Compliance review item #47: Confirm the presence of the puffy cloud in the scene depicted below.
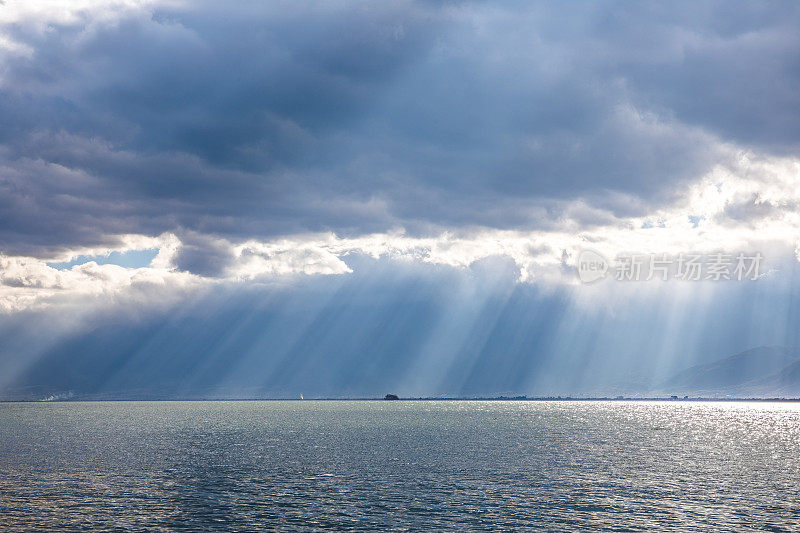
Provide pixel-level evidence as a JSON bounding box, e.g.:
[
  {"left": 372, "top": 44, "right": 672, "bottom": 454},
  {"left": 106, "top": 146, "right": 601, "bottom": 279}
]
[
  {"left": 0, "top": 254, "right": 200, "bottom": 312},
  {"left": 1, "top": 149, "right": 798, "bottom": 312}
]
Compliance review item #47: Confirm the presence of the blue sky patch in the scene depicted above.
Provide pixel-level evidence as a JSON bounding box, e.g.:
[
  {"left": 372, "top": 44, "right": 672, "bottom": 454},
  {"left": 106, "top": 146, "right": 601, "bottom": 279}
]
[{"left": 47, "top": 249, "right": 159, "bottom": 270}]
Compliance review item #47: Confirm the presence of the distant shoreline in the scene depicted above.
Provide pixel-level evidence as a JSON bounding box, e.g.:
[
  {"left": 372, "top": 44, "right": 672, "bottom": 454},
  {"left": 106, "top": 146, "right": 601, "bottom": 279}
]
[{"left": 3, "top": 396, "right": 800, "bottom": 403}]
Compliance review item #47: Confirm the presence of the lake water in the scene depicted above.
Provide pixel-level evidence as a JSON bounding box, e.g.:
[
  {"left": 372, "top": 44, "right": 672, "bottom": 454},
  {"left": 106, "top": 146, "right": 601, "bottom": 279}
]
[{"left": 1, "top": 401, "right": 799, "bottom": 531}]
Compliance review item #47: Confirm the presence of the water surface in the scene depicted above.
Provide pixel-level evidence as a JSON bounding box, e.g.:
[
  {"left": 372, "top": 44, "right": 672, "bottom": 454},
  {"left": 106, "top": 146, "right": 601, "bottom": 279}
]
[{"left": 1, "top": 401, "right": 798, "bottom": 531}]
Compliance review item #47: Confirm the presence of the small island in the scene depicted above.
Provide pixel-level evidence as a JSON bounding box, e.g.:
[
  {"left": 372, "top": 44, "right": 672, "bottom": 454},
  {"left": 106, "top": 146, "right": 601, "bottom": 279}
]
[{"left": 384, "top": 394, "right": 399, "bottom": 400}]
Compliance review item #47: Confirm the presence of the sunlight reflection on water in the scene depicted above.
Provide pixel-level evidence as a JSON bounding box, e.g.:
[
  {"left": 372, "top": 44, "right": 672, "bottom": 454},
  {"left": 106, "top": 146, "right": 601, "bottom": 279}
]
[{"left": 0, "top": 401, "right": 799, "bottom": 531}]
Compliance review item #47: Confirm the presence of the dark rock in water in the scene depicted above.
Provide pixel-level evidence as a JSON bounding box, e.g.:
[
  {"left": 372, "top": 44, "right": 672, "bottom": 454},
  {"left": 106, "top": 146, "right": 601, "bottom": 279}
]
[{"left": 384, "top": 394, "right": 399, "bottom": 400}]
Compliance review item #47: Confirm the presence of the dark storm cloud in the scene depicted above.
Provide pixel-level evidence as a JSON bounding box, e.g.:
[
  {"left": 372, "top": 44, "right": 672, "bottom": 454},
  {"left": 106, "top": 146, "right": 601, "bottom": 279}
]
[
  {"left": 170, "top": 231, "right": 235, "bottom": 277},
  {"left": 0, "top": 0, "right": 798, "bottom": 258}
]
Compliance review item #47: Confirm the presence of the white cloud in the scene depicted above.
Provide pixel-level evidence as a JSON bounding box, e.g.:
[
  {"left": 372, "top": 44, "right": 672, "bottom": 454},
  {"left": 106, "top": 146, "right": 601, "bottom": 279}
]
[
  {"left": 230, "top": 239, "right": 353, "bottom": 279},
  {"left": 1, "top": 151, "right": 798, "bottom": 311},
  {"left": 0, "top": 250, "right": 199, "bottom": 312},
  {"left": 0, "top": 0, "right": 157, "bottom": 66},
  {"left": 0, "top": 0, "right": 167, "bottom": 29}
]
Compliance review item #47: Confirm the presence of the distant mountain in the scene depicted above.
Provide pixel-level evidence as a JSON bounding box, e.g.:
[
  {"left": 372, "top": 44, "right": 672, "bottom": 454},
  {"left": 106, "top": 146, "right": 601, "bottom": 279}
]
[
  {"left": 747, "top": 359, "right": 800, "bottom": 396},
  {"left": 664, "top": 346, "right": 800, "bottom": 396}
]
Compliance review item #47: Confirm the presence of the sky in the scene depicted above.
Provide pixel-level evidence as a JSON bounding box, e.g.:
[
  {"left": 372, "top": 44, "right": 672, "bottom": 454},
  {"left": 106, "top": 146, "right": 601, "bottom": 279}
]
[{"left": 1, "top": 0, "right": 799, "bottom": 399}]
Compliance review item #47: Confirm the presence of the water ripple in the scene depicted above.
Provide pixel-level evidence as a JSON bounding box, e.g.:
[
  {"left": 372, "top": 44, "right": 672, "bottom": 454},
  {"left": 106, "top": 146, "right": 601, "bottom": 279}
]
[{"left": 1, "top": 401, "right": 799, "bottom": 531}]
